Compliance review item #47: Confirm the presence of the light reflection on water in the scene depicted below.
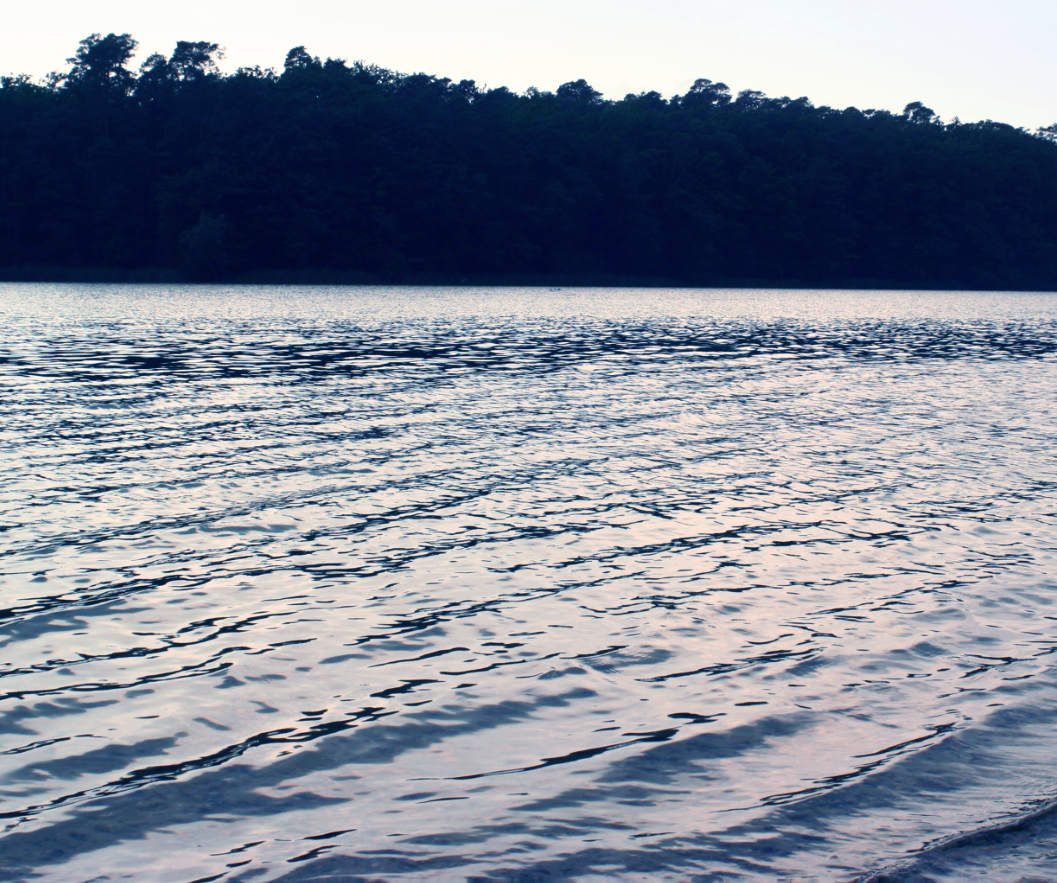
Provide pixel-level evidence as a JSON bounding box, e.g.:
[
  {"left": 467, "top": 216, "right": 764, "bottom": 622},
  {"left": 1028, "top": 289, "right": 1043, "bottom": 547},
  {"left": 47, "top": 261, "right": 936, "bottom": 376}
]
[{"left": 1, "top": 284, "right": 1057, "bottom": 881}]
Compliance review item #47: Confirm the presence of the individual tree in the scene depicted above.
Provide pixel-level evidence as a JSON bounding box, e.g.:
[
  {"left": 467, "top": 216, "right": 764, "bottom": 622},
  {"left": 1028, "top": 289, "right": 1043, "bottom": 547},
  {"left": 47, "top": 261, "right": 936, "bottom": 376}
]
[
  {"left": 735, "top": 89, "right": 767, "bottom": 108},
  {"left": 556, "top": 79, "right": 604, "bottom": 104},
  {"left": 903, "top": 101, "right": 939, "bottom": 124},
  {"left": 169, "top": 41, "right": 223, "bottom": 81},
  {"left": 179, "top": 212, "right": 231, "bottom": 279},
  {"left": 448, "top": 79, "right": 479, "bottom": 103},
  {"left": 284, "top": 46, "right": 318, "bottom": 71},
  {"left": 135, "top": 52, "right": 174, "bottom": 104},
  {"left": 62, "top": 33, "right": 138, "bottom": 138},
  {"left": 680, "top": 78, "right": 732, "bottom": 108},
  {"left": 64, "top": 33, "right": 138, "bottom": 100}
]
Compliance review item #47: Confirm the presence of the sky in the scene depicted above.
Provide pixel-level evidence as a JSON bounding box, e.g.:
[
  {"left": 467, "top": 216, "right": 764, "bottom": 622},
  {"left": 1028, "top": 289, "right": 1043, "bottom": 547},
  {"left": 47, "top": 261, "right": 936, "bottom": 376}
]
[{"left": 4, "top": 0, "right": 1056, "bottom": 130}]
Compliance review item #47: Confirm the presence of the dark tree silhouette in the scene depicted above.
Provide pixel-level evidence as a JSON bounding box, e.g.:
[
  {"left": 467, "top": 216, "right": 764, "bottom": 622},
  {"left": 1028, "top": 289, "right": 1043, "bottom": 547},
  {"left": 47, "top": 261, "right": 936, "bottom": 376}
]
[
  {"left": 1, "top": 34, "right": 1056, "bottom": 289},
  {"left": 556, "top": 79, "right": 604, "bottom": 104},
  {"left": 903, "top": 101, "right": 940, "bottom": 125},
  {"left": 680, "top": 78, "right": 732, "bottom": 109},
  {"left": 64, "top": 33, "right": 138, "bottom": 99},
  {"left": 169, "top": 41, "right": 223, "bottom": 81},
  {"left": 284, "top": 46, "right": 317, "bottom": 71}
]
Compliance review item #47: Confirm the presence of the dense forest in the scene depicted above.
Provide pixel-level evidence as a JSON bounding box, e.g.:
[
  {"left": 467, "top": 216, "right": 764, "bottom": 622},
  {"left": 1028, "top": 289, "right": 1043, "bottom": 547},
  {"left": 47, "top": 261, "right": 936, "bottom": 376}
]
[{"left": 2, "top": 33, "right": 1057, "bottom": 288}]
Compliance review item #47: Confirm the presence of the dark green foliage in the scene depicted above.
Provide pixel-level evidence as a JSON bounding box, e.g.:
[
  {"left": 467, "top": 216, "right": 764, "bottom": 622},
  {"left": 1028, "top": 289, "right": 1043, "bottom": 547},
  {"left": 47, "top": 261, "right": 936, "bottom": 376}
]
[
  {"left": 2, "top": 34, "right": 1057, "bottom": 288},
  {"left": 64, "top": 33, "right": 138, "bottom": 100}
]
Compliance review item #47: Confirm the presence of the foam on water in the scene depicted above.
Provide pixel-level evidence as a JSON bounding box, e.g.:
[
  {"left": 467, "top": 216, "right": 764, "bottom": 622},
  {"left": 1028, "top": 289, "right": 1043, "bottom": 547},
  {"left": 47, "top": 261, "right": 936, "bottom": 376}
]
[{"left": 1, "top": 284, "right": 1057, "bottom": 881}]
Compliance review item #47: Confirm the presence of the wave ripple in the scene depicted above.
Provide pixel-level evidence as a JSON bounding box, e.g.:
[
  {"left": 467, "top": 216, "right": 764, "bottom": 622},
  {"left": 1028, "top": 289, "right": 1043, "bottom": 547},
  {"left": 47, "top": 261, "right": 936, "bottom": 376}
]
[{"left": 2, "top": 285, "right": 1057, "bottom": 881}]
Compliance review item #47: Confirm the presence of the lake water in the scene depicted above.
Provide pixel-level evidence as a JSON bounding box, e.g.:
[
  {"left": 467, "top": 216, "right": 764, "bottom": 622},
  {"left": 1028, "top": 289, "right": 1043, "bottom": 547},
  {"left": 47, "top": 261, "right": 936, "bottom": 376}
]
[{"left": 2, "top": 284, "right": 1057, "bottom": 882}]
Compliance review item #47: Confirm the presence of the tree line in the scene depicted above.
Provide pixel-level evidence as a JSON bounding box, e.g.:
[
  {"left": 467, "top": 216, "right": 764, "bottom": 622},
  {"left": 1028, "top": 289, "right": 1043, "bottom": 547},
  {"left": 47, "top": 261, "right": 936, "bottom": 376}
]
[{"left": 2, "top": 32, "right": 1056, "bottom": 289}]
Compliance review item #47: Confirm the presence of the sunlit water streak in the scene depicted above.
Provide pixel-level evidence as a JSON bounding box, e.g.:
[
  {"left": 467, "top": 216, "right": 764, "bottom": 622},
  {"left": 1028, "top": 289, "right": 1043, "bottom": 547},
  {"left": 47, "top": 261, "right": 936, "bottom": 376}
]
[{"left": 1, "top": 284, "right": 1057, "bottom": 881}]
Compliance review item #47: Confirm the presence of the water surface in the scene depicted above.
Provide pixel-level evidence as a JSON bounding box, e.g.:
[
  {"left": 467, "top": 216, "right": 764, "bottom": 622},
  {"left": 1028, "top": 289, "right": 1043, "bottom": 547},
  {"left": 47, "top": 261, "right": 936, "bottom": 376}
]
[{"left": 2, "top": 284, "right": 1057, "bottom": 881}]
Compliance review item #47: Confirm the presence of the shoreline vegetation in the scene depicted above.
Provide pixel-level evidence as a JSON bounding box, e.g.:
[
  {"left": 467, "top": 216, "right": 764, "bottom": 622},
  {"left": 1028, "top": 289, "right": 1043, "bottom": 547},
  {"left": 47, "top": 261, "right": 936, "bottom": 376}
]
[
  {"left": 2, "top": 34, "right": 1057, "bottom": 291},
  {"left": 1, "top": 266, "right": 1041, "bottom": 292}
]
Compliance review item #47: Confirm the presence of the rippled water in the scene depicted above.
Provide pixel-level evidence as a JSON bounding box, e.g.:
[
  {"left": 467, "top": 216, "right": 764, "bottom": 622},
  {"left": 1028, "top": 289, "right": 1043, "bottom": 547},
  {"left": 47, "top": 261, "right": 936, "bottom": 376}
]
[{"left": 2, "top": 284, "right": 1057, "bottom": 882}]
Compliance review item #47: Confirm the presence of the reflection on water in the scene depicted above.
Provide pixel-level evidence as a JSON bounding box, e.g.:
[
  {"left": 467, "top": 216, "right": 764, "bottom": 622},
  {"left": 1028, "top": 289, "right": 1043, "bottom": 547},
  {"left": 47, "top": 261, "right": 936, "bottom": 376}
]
[{"left": 1, "top": 284, "right": 1057, "bottom": 881}]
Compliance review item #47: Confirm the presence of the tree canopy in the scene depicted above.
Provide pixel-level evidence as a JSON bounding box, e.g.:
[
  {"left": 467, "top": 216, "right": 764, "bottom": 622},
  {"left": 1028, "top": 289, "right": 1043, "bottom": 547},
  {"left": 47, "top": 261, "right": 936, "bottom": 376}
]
[{"left": 1, "top": 34, "right": 1056, "bottom": 288}]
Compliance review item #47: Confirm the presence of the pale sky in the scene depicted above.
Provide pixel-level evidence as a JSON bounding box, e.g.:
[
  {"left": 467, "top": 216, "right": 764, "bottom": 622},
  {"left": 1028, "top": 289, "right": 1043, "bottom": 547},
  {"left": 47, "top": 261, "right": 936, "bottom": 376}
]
[{"left": 4, "top": 0, "right": 1055, "bottom": 130}]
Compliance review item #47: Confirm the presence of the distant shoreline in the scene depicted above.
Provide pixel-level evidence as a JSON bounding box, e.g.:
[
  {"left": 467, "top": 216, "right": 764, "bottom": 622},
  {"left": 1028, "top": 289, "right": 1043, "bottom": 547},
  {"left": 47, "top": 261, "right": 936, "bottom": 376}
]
[
  {"left": 5, "top": 35, "right": 1057, "bottom": 295},
  {"left": 2, "top": 267, "right": 1052, "bottom": 292}
]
